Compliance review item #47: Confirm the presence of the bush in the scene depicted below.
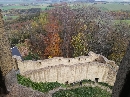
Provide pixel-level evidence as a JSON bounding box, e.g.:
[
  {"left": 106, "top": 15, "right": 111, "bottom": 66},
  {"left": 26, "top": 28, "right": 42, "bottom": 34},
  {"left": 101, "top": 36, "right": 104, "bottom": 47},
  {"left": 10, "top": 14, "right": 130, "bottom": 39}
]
[{"left": 24, "top": 52, "right": 39, "bottom": 60}]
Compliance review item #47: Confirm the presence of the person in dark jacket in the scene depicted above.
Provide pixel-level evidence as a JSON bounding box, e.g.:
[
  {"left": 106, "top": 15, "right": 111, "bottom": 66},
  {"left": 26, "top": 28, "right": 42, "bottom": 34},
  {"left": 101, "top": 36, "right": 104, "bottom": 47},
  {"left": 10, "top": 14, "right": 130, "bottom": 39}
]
[{"left": 79, "top": 81, "right": 82, "bottom": 86}]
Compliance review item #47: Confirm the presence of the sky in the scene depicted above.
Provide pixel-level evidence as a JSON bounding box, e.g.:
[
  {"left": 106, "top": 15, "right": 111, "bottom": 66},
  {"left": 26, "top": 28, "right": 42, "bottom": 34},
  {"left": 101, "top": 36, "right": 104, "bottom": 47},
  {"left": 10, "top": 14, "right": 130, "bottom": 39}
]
[
  {"left": 0, "top": 0, "right": 130, "bottom": 2},
  {"left": 96, "top": 0, "right": 130, "bottom": 1}
]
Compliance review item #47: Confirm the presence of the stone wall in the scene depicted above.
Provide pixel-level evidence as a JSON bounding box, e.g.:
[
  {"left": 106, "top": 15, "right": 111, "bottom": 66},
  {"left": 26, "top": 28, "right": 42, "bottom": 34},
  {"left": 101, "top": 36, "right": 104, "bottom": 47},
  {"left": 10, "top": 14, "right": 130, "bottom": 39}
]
[
  {"left": 22, "top": 62, "right": 117, "bottom": 86},
  {"left": 15, "top": 52, "right": 118, "bottom": 86},
  {"left": 17, "top": 51, "right": 118, "bottom": 75}
]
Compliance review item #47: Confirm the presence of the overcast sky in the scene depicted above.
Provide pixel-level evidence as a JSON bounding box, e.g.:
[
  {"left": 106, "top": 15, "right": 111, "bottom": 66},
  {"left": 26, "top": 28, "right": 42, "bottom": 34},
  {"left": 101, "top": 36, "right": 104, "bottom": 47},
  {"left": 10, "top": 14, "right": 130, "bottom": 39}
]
[
  {"left": 0, "top": 0, "right": 130, "bottom": 2},
  {"left": 96, "top": 0, "right": 130, "bottom": 1}
]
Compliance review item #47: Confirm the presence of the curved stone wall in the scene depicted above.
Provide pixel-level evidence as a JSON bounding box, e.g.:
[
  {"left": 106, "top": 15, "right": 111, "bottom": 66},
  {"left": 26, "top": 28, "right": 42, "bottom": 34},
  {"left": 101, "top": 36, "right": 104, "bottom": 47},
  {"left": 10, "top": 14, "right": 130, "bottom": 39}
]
[
  {"left": 17, "top": 52, "right": 118, "bottom": 74},
  {"left": 14, "top": 51, "right": 118, "bottom": 86},
  {"left": 22, "top": 62, "right": 117, "bottom": 86}
]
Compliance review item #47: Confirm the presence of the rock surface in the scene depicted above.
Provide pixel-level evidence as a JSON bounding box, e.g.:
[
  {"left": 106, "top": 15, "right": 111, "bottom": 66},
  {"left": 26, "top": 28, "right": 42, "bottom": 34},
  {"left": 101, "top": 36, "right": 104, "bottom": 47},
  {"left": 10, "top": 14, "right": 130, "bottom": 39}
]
[{"left": 112, "top": 42, "right": 130, "bottom": 97}]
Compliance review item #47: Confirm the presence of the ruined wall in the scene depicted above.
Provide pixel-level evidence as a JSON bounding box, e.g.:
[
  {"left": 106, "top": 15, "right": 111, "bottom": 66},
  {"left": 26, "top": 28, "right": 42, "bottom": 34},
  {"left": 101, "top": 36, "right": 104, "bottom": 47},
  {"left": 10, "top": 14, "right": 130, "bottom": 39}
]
[
  {"left": 106, "top": 65, "right": 118, "bottom": 86},
  {"left": 22, "top": 62, "right": 117, "bottom": 86},
  {"left": 15, "top": 51, "right": 118, "bottom": 86},
  {"left": 18, "top": 51, "right": 118, "bottom": 74}
]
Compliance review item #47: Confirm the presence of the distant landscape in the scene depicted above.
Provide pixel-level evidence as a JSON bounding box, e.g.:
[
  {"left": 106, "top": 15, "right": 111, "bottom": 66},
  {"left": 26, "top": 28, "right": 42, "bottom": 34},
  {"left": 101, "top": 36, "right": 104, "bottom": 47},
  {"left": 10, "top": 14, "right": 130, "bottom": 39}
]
[
  {"left": 3, "top": 0, "right": 130, "bottom": 64},
  {"left": 1, "top": 0, "right": 130, "bottom": 96},
  {"left": 1, "top": 1, "right": 130, "bottom": 24}
]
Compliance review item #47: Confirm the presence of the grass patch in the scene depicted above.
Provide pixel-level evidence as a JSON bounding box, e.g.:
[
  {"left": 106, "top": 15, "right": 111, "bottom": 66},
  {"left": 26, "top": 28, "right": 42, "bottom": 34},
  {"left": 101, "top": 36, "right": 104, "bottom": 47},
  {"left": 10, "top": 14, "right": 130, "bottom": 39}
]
[
  {"left": 93, "top": 3, "right": 130, "bottom": 11},
  {"left": 53, "top": 86, "right": 111, "bottom": 97},
  {"left": 0, "top": 4, "right": 49, "bottom": 10},
  {"left": 70, "top": 2, "right": 130, "bottom": 11},
  {"left": 114, "top": 20, "right": 130, "bottom": 25},
  {"left": 17, "top": 74, "right": 64, "bottom": 93},
  {"left": 3, "top": 15, "right": 19, "bottom": 20},
  {"left": 17, "top": 74, "right": 112, "bottom": 96}
]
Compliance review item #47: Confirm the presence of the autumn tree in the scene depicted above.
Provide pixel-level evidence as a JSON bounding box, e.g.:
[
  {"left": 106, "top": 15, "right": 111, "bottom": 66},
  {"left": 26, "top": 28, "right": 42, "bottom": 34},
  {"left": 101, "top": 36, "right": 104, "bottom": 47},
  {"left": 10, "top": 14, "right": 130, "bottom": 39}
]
[
  {"left": 43, "top": 12, "right": 62, "bottom": 58},
  {"left": 31, "top": 13, "right": 48, "bottom": 33},
  {"left": 71, "top": 33, "right": 88, "bottom": 57},
  {"left": 50, "top": 5, "right": 78, "bottom": 58},
  {"left": 27, "top": 13, "right": 49, "bottom": 59},
  {"left": 50, "top": 5, "right": 115, "bottom": 58},
  {"left": 73, "top": 6, "right": 114, "bottom": 57},
  {"left": 44, "top": 32, "right": 61, "bottom": 57},
  {"left": 108, "top": 22, "right": 130, "bottom": 65}
]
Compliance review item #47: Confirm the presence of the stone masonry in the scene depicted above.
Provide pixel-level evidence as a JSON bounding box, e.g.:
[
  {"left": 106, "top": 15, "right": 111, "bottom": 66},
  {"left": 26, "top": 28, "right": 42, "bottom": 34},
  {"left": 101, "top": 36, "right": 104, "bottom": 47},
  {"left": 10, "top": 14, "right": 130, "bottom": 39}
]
[{"left": 16, "top": 51, "right": 118, "bottom": 86}]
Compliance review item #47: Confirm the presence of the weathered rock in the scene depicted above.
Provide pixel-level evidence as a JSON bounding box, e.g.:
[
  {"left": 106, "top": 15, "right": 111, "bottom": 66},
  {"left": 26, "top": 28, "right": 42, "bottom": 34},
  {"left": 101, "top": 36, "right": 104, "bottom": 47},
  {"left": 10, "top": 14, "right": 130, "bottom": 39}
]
[
  {"left": 5, "top": 84, "right": 46, "bottom": 97},
  {"left": 112, "top": 42, "right": 130, "bottom": 97}
]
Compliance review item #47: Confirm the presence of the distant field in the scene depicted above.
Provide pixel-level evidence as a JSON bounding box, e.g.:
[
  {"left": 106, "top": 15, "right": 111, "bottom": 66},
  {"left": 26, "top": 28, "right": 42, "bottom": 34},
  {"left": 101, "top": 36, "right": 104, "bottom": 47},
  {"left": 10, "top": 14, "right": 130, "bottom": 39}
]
[
  {"left": 1, "top": 3, "right": 130, "bottom": 11},
  {"left": 70, "top": 2, "right": 130, "bottom": 11},
  {"left": 3, "top": 15, "right": 18, "bottom": 20},
  {"left": 0, "top": 4, "right": 49, "bottom": 11},
  {"left": 1, "top": 4, "right": 50, "bottom": 21},
  {"left": 93, "top": 3, "right": 130, "bottom": 11},
  {"left": 2, "top": 2, "right": 130, "bottom": 22},
  {"left": 114, "top": 20, "right": 130, "bottom": 25}
]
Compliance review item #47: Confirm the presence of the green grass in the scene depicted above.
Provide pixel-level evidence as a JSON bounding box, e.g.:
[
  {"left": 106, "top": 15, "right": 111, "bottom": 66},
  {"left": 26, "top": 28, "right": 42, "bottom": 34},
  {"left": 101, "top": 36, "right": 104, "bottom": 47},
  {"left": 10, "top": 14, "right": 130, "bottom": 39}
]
[
  {"left": 70, "top": 2, "right": 130, "bottom": 11},
  {"left": 0, "top": 4, "right": 49, "bottom": 10},
  {"left": 53, "top": 86, "right": 111, "bottom": 97},
  {"left": 1, "top": 4, "right": 50, "bottom": 21},
  {"left": 93, "top": 3, "right": 130, "bottom": 11},
  {"left": 114, "top": 20, "right": 130, "bottom": 25},
  {"left": 68, "top": 79, "right": 95, "bottom": 87},
  {"left": 17, "top": 74, "right": 112, "bottom": 96},
  {"left": 3, "top": 15, "right": 19, "bottom": 20},
  {"left": 1, "top": 2, "right": 130, "bottom": 11},
  {"left": 17, "top": 74, "right": 64, "bottom": 93}
]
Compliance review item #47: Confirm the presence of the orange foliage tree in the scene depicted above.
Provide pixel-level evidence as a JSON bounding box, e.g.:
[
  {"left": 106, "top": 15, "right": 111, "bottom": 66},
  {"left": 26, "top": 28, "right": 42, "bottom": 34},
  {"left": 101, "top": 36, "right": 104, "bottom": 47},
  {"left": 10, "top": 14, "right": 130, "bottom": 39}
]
[{"left": 43, "top": 12, "right": 62, "bottom": 58}]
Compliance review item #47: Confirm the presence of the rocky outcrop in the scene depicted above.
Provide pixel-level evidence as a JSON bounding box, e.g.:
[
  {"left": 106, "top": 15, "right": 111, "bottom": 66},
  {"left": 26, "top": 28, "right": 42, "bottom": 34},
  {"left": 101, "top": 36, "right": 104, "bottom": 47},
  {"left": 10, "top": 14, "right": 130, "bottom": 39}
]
[
  {"left": 112, "top": 42, "right": 130, "bottom": 97},
  {"left": 0, "top": 9, "right": 15, "bottom": 95},
  {"left": 5, "top": 84, "right": 46, "bottom": 97},
  {"left": 0, "top": 9, "right": 14, "bottom": 77}
]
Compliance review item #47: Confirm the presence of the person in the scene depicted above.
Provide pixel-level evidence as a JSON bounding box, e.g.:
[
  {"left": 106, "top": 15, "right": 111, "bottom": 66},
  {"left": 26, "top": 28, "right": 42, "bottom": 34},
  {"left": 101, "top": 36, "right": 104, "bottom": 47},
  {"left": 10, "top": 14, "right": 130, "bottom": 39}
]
[
  {"left": 65, "top": 81, "right": 69, "bottom": 85},
  {"left": 79, "top": 81, "right": 82, "bottom": 86}
]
